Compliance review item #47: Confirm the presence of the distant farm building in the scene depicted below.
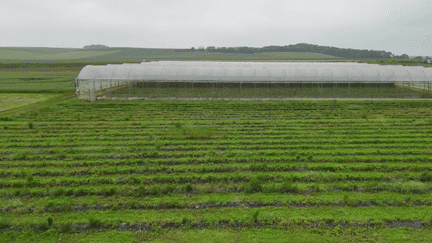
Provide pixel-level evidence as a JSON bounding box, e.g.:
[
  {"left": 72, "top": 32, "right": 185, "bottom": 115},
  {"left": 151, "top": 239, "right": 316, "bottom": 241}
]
[{"left": 75, "top": 61, "right": 432, "bottom": 101}]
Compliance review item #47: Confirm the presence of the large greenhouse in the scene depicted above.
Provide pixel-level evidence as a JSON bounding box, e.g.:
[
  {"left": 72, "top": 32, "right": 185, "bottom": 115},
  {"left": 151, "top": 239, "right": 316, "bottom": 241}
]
[{"left": 75, "top": 61, "right": 432, "bottom": 101}]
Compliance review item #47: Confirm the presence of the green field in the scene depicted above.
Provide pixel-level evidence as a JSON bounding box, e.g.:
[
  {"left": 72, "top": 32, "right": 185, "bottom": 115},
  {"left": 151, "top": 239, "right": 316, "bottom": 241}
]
[
  {"left": 0, "top": 93, "right": 63, "bottom": 112},
  {"left": 1, "top": 47, "right": 432, "bottom": 242},
  {"left": 2, "top": 98, "right": 432, "bottom": 242},
  {"left": 1, "top": 47, "right": 431, "bottom": 69},
  {"left": 0, "top": 71, "right": 77, "bottom": 93},
  {"left": 0, "top": 47, "right": 340, "bottom": 64}
]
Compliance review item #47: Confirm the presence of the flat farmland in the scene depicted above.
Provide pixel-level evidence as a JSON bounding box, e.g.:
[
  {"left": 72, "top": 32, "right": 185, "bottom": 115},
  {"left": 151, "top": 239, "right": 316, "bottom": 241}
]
[{"left": 1, "top": 99, "right": 432, "bottom": 242}]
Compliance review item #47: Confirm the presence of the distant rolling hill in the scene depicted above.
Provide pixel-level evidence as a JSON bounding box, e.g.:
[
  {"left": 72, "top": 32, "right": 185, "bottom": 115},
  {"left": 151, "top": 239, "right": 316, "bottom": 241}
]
[{"left": 0, "top": 47, "right": 342, "bottom": 64}]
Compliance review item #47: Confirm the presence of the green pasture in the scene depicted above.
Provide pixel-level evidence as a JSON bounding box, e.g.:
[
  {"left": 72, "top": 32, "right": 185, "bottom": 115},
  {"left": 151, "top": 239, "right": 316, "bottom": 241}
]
[
  {"left": 0, "top": 71, "right": 77, "bottom": 93},
  {"left": 0, "top": 47, "right": 340, "bottom": 62},
  {"left": 0, "top": 93, "right": 61, "bottom": 112},
  {"left": 0, "top": 47, "right": 119, "bottom": 61},
  {"left": 1, "top": 47, "right": 431, "bottom": 70}
]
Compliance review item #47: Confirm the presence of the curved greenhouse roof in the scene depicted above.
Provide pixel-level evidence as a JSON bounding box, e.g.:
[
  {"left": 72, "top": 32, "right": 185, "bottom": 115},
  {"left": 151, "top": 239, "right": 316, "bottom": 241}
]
[{"left": 77, "top": 61, "right": 432, "bottom": 82}]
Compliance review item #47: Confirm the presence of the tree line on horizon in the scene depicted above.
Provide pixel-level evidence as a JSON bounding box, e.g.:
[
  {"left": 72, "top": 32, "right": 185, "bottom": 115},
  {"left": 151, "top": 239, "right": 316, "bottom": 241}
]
[{"left": 177, "top": 43, "right": 430, "bottom": 60}]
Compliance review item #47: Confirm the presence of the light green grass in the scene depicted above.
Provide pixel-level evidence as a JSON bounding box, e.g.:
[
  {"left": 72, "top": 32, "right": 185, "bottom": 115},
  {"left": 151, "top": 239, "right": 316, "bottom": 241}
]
[
  {"left": 2, "top": 227, "right": 432, "bottom": 243},
  {"left": 0, "top": 47, "right": 119, "bottom": 60},
  {"left": 0, "top": 93, "right": 61, "bottom": 112},
  {"left": 0, "top": 71, "right": 77, "bottom": 93}
]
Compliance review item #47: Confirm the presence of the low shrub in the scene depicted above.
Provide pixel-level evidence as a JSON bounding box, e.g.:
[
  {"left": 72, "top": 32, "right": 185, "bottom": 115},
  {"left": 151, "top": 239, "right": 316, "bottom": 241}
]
[{"left": 28, "top": 122, "right": 34, "bottom": 129}]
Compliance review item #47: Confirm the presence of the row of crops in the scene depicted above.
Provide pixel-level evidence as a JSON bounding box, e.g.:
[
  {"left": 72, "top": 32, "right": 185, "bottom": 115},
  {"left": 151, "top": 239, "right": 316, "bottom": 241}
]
[
  {"left": 104, "top": 84, "right": 432, "bottom": 99},
  {"left": 1, "top": 100, "right": 432, "bottom": 237}
]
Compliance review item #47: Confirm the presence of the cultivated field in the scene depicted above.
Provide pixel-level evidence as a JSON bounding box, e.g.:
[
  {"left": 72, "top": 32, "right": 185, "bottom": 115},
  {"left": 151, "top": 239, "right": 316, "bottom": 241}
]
[
  {"left": 1, "top": 48, "right": 432, "bottom": 242},
  {"left": 105, "top": 82, "right": 432, "bottom": 99},
  {"left": 1, "top": 99, "right": 432, "bottom": 242},
  {"left": 0, "top": 47, "right": 340, "bottom": 64}
]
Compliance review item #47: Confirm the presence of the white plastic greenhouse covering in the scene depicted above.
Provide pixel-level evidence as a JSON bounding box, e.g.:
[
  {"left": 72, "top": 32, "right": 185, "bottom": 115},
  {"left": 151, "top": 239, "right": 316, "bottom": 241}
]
[
  {"left": 77, "top": 61, "right": 432, "bottom": 82},
  {"left": 75, "top": 61, "right": 432, "bottom": 100}
]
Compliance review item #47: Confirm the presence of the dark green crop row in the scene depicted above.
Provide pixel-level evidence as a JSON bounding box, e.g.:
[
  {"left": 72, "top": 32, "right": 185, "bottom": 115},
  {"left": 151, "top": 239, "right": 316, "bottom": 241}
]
[
  {"left": 1, "top": 180, "right": 432, "bottom": 199},
  {"left": 5, "top": 101, "right": 432, "bottom": 122},
  {"left": 2, "top": 170, "right": 432, "bottom": 190}
]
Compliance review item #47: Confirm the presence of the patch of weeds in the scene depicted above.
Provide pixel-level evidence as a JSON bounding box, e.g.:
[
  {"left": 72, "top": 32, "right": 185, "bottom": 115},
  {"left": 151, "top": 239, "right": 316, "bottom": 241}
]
[
  {"left": 154, "top": 140, "right": 163, "bottom": 150},
  {"left": 124, "top": 114, "right": 132, "bottom": 121},
  {"left": 162, "top": 184, "right": 176, "bottom": 194},
  {"left": 343, "top": 195, "right": 349, "bottom": 203},
  {"left": 59, "top": 222, "right": 72, "bottom": 233},
  {"left": 103, "top": 187, "right": 117, "bottom": 196},
  {"left": 75, "top": 188, "right": 87, "bottom": 196},
  {"left": 0, "top": 116, "right": 13, "bottom": 121},
  {"left": 53, "top": 188, "right": 65, "bottom": 196},
  {"left": 26, "top": 174, "right": 34, "bottom": 183},
  {"left": 88, "top": 216, "right": 102, "bottom": 228},
  {"left": 47, "top": 217, "right": 53, "bottom": 227},
  {"left": 28, "top": 122, "right": 34, "bottom": 129},
  {"left": 135, "top": 185, "right": 146, "bottom": 196},
  {"left": 36, "top": 221, "right": 50, "bottom": 231},
  {"left": 7, "top": 198, "right": 23, "bottom": 207},
  {"left": 0, "top": 218, "right": 10, "bottom": 229},
  {"left": 166, "top": 125, "right": 218, "bottom": 140},
  {"left": 252, "top": 210, "right": 260, "bottom": 222},
  {"left": 183, "top": 183, "right": 194, "bottom": 193},
  {"left": 173, "top": 122, "right": 184, "bottom": 129},
  {"left": 207, "top": 149, "right": 218, "bottom": 157},
  {"left": 149, "top": 185, "right": 161, "bottom": 196},
  {"left": 128, "top": 176, "right": 140, "bottom": 185},
  {"left": 13, "top": 152, "right": 28, "bottom": 160},
  {"left": 65, "top": 188, "right": 74, "bottom": 196},
  {"left": 279, "top": 181, "right": 298, "bottom": 193},
  {"left": 246, "top": 176, "right": 263, "bottom": 193},
  {"left": 420, "top": 172, "right": 432, "bottom": 182}
]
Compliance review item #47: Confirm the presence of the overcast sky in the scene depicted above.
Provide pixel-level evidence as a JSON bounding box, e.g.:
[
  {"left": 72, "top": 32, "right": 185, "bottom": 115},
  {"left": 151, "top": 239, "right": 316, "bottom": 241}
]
[{"left": 1, "top": 0, "right": 431, "bottom": 56}]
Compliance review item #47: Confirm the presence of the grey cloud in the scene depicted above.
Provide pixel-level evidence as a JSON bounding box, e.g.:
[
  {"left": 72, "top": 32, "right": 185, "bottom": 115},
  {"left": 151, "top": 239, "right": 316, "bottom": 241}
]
[{"left": 0, "top": 0, "right": 431, "bottom": 56}]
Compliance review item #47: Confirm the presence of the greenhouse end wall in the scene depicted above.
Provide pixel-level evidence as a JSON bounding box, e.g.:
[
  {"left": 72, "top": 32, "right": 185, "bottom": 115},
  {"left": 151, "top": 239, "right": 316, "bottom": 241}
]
[{"left": 77, "top": 79, "right": 131, "bottom": 101}]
